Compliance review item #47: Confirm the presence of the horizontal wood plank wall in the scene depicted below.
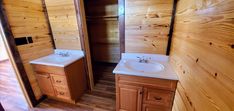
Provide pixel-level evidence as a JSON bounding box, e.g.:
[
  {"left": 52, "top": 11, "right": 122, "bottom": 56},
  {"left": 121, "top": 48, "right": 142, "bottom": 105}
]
[
  {"left": 3, "top": 0, "right": 54, "bottom": 99},
  {"left": 85, "top": 0, "right": 120, "bottom": 63},
  {"left": 45, "top": 0, "right": 81, "bottom": 50},
  {"left": 170, "top": 0, "right": 234, "bottom": 111},
  {"left": 125, "top": 0, "right": 173, "bottom": 54}
]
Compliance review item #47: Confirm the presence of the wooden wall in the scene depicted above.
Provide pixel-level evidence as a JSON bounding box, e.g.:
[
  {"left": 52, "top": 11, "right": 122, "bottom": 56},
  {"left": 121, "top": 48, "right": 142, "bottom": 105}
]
[
  {"left": 3, "top": 0, "right": 54, "bottom": 99},
  {"left": 170, "top": 0, "right": 234, "bottom": 111},
  {"left": 45, "top": 0, "right": 81, "bottom": 50},
  {"left": 85, "top": 0, "right": 120, "bottom": 63},
  {"left": 125, "top": 0, "right": 173, "bottom": 54}
]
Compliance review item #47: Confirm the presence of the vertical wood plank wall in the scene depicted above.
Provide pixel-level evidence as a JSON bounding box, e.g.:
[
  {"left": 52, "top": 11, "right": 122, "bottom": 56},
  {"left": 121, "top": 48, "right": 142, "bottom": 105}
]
[
  {"left": 125, "top": 0, "right": 173, "bottom": 54},
  {"left": 3, "top": 0, "right": 54, "bottom": 99},
  {"left": 170, "top": 0, "right": 234, "bottom": 111},
  {"left": 85, "top": 0, "right": 120, "bottom": 63},
  {"left": 45, "top": 0, "right": 81, "bottom": 50}
]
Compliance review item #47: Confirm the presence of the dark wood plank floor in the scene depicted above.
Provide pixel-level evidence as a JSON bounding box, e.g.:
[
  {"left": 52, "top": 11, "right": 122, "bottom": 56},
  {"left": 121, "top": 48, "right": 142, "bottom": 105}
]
[{"left": 0, "top": 60, "right": 28, "bottom": 111}]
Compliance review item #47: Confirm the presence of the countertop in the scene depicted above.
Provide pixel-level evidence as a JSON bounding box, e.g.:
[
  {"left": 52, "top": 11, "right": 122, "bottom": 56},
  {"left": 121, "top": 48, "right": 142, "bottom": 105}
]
[
  {"left": 30, "top": 49, "right": 84, "bottom": 67},
  {"left": 113, "top": 53, "right": 178, "bottom": 80}
]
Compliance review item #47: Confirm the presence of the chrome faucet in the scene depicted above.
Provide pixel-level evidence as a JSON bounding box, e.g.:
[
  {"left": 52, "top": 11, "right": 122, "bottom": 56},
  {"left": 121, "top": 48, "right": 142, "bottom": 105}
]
[
  {"left": 137, "top": 56, "right": 151, "bottom": 63},
  {"left": 58, "top": 52, "right": 69, "bottom": 57}
]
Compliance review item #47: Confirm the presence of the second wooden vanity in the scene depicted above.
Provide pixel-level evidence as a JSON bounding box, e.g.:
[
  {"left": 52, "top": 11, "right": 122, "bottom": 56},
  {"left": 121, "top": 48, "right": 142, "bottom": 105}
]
[
  {"left": 113, "top": 53, "right": 179, "bottom": 111},
  {"left": 116, "top": 74, "right": 177, "bottom": 111}
]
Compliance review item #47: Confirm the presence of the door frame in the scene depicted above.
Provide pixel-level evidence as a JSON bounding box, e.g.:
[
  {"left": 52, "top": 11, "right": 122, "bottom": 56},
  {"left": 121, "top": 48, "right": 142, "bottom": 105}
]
[
  {"left": 119, "top": 0, "right": 125, "bottom": 54},
  {"left": 74, "top": 0, "right": 95, "bottom": 90},
  {"left": 73, "top": 0, "right": 126, "bottom": 90},
  {"left": 0, "top": 26, "right": 32, "bottom": 107},
  {"left": 0, "top": 0, "right": 45, "bottom": 107}
]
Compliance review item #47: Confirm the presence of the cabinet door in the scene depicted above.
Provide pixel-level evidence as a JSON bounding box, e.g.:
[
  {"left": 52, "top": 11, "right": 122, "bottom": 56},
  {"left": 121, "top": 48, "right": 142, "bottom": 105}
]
[
  {"left": 117, "top": 84, "right": 143, "bottom": 111},
  {"left": 36, "top": 73, "right": 55, "bottom": 96},
  {"left": 143, "top": 104, "right": 170, "bottom": 111}
]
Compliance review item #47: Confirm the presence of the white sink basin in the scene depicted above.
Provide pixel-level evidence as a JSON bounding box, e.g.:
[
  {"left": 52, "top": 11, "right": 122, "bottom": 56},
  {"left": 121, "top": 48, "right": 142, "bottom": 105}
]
[
  {"left": 124, "top": 60, "right": 164, "bottom": 73},
  {"left": 113, "top": 53, "right": 178, "bottom": 80},
  {"left": 30, "top": 49, "right": 84, "bottom": 67},
  {"left": 34, "top": 54, "right": 72, "bottom": 64}
]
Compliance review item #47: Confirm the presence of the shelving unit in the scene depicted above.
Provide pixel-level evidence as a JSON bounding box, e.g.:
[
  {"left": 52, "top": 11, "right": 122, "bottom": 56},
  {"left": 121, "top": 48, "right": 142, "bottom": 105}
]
[{"left": 84, "top": 0, "right": 120, "bottom": 63}]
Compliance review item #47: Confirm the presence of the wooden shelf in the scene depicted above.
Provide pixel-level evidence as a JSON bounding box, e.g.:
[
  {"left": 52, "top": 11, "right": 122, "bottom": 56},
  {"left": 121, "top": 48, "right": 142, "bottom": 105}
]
[
  {"left": 86, "top": 15, "right": 118, "bottom": 19},
  {"left": 86, "top": 17, "right": 118, "bottom": 21}
]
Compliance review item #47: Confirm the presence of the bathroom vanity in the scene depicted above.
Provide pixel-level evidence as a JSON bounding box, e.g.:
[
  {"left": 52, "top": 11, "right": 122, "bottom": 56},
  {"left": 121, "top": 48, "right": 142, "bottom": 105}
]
[
  {"left": 30, "top": 49, "right": 86, "bottom": 103},
  {"left": 113, "top": 53, "right": 178, "bottom": 111}
]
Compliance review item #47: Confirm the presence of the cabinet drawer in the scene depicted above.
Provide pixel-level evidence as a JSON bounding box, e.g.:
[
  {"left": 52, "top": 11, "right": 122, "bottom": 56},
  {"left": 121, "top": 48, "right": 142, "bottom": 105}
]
[
  {"left": 51, "top": 74, "right": 67, "bottom": 86},
  {"left": 116, "top": 74, "right": 177, "bottom": 91},
  {"left": 32, "top": 64, "right": 65, "bottom": 75},
  {"left": 54, "top": 86, "right": 70, "bottom": 100},
  {"left": 143, "top": 88, "right": 173, "bottom": 107},
  {"left": 143, "top": 104, "right": 170, "bottom": 111}
]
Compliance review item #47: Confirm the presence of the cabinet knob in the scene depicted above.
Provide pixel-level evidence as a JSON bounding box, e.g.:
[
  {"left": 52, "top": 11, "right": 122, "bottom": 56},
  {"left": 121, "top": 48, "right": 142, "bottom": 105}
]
[
  {"left": 154, "top": 96, "right": 162, "bottom": 100},
  {"left": 59, "top": 92, "right": 65, "bottom": 95},
  {"left": 139, "top": 91, "right": 143, "bottom": 94},
  {"left": 56, "top": 80, "right": 62, "bottom": 83}
]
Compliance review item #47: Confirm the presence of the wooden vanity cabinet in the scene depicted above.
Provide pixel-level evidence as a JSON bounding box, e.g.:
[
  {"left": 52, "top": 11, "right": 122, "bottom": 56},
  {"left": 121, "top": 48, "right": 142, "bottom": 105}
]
[
  {"left": 35, "top": 73, "right": 55, "bottom": 97},
  {"left": 32, "top": 59, "right": 86, "bottom": 103},
  {"left": 116, "top": 74, "right": 178, "bottom": 111}
]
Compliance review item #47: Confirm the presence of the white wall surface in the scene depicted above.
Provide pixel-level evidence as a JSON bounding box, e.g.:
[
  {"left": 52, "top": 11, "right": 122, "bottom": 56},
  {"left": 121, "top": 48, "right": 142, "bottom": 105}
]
[{"left": 0, "top": 35, "right": 8, "bottom": 61}]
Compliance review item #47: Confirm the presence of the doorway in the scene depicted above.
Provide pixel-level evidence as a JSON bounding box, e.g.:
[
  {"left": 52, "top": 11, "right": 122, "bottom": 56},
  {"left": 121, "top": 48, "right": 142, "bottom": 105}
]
[
  {"left": 80, "top": 0, "right": 121, "bottom": 104},
  {"left": 0, "top": 29, "right": 28, "bottom": 110},
  {"left": 83, "top": 0, "right": 119, "bottom": 99}
]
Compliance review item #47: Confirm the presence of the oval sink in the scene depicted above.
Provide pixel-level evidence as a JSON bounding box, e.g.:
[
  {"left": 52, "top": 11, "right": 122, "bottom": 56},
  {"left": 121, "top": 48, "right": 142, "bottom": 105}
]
[{"left": 124, "top": 60, "right": 164, "bottom": 73}]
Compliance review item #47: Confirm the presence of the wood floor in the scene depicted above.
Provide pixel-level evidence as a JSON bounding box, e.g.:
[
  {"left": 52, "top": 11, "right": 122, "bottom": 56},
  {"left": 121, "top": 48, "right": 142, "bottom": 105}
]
[
  {"left": 0, "top": 60, "right": 28, "bottom": 111},
  {"left": 0, "top": 60, "right": 116, "bottom": 111},
  {"left": 34, "top": 63, "right": 116, "bottom": 111}
]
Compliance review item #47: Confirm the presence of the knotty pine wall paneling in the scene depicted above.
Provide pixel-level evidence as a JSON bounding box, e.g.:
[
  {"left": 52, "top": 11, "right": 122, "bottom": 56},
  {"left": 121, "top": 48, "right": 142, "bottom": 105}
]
[
  {"left": 45, "top": 0, "right": 82, "bottom": 50},
  {"left": 125, "top": 0, "right": 173, "bottom": 54},
  {"left": 3, "top": 0, "right": 54, "bottom": 99},
  {"left": 170, "top": 0, "right": 234, "bottom": 111},
  {"left": 85, "top": 0, "right": 120, "bottom": 63}
]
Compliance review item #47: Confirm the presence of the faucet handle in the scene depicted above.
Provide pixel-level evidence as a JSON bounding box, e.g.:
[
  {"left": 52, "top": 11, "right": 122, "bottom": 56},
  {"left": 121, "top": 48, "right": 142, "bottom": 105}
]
[{"left": 137, "top": 56, "right": 143, "bottom": 62}]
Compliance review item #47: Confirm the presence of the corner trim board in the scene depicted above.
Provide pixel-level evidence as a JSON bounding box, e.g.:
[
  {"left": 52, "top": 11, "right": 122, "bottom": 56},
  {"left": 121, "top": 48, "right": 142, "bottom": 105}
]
[
  {"left": 73, "top": 0, "right": 95, "bottom": 90},
  {"left": 166, "top": 0, "right": 178, "bottom": 55},
  {"left": 119, "top": 0, "right": 125, "bottom": 55}
]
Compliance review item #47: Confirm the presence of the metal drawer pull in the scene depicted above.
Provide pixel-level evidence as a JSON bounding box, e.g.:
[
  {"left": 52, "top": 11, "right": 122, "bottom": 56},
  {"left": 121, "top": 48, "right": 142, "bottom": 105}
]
[
  {"left": 154, "top": 97, "right": 162, "bottom": 100},
  {"left": 59, "top": 92, "right": 65, "bottom": 95},
  {"left": 56, "top": 80, "right": 62, "bottom": 83}
]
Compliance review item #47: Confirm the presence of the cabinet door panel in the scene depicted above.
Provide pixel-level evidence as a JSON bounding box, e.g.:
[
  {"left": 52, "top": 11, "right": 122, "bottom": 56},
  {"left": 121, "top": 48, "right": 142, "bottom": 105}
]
[
  {"left": 54, "top": 86, "right": 70, "bottom": 100},
  {"left": 50, "top": 74, "right": 67, "bottom": 86},
  {"left": 143, "top": 104, "right": 170, "bottom": 111},
  {"left": 143, "top": 88, "right": 173, "bottom": 107},
  {"left": 36, "top": 73, "right": 54, "bottom": 96},
  {"left": 117, "top": 84, "right": 143, "bottom": 111}
]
